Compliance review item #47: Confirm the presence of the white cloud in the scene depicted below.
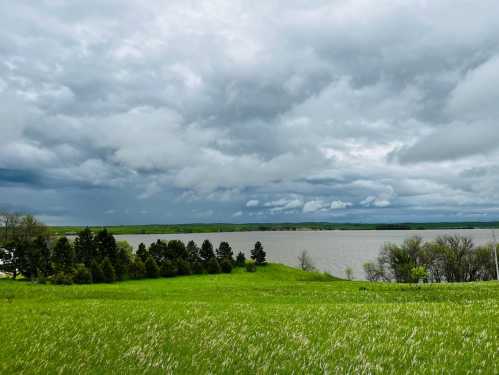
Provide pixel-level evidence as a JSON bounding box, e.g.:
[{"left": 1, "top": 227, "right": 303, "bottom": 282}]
[{"left": 246, "top": 200, "right": 259, "bottom": 207}]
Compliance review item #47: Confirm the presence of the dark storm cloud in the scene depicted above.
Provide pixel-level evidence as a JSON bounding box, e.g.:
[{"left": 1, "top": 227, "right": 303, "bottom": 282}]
[{"left": 1, "top": 0, "right": 499, "bottom": 224}]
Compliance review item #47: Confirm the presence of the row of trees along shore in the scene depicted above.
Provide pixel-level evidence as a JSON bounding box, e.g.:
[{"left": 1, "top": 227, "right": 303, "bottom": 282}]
[
  {"left": 364, "top": 235, "right": 499, "bottom": 283},
  {"left": 0, "top": 213, "right": 267, "bottom": 285}
]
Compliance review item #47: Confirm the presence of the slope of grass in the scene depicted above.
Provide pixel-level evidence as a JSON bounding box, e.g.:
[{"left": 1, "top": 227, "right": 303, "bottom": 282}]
[{"left": 1, "top": 264, "right": 498, "bottom": 374}]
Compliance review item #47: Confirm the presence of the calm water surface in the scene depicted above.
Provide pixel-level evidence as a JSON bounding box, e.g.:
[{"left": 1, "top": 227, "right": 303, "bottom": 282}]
[{"left": 114, "top": 229, "right": 496, "bottom": 279}]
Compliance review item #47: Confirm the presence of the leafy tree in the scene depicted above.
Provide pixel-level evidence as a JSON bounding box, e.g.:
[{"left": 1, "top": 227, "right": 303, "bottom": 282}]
[
  {"left": 177, "top": 259, "right": 192, "bottom": 275},
  {"left": 160, "top": 260, "right": 177, "bottom": 277},
  {"left": 145, "top": 256, "right": 160, "bottom": 278},
  {"left": 410, "top": 266, "right": 428, "bottom": 283},
  {"left": 186, "top": 240, "right": 201, "bottom": 263},
  {"left": 245, "top": 260, "right": 257, "bottom": 272},
  {"left": 220, "top": 258, "right": 233, "bottom": 273},
  {"left": 235, "top": 252, "right": 246, "bottom": 267},
  {"left": 52, "top": 237, "right": 75, "bottom": 273},
  {"left": 205, "top": 257, "right": 221, "bottom": 274},
  {"left": 128, "top": 257, "right": 145, "bottom": 279},
  {"left": 200, "top": 239, "right": 215, "bottom": 262},
  {"left": 136, "top": 242, "right": 148, "bottom": 262},
  {"left": 73, "top": 264, "right": 93, "bottom": 284},
  {"left": 250, "top": 241, "right": 267, "bottom": 265},
  {"left": 216, "top": 241, "right": 234, "bottom": 263},
  {"left": 74, "top": 227, "right": 96, "bottom": 266},
  {"left": 90, "top": 259, "right": 104, "bottom": 283}
]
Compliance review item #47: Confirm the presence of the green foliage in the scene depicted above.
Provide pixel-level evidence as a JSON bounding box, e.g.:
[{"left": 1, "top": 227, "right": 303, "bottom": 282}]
[
  {"left": 410, "top": 266, "right": 428, "bottom": 283},
  {"left": 205, "top": 257, "right": 221, "bottom": 274},
  {"left": 235, "top": 252, "right": 246, "bottom": 267},
  {"left": 100, "top": 257, "right": 116, "bottom": 283},
  {"left": 74, "top": 227, "right": 96, "bottom": 266},
  {"left": 176, "top": 259, "right": 192, "bottom": 276},
  {"left": 73, "top": 264, "right": 93, "bottom": 284},
  {"left": 220, "top": 258, "right": 233, "bottom": 273},
  {"left": 186, "top": 241, "right": 201, "bottom": 263},
  {"left": 136, "top": 243, "right": 148, "bottom": 262},
  {"left": 200, "top": 240, "right": 215, "bottom": 262},
  {"left": 128, "top": 258, "right": 145, "bottom": 279},
  {"left": 250, "top": 241, "right": 266, "bottom": 265},
  {"left": 144, "top": 256, "right": 160, "bottom": 278},
  {"left": 52, "top": 237, "right": 75, "bottom": 273},
  {"left": 191, "top": 262, "right": 204, "bottom": 275},
  {"left": 245, "top": 260, "right": 257, "bottom": 272},
  {"left": 160, "top": 260, "right": 177, "bottom": 278},
  {"left": 90, "top": 260, "right": 105, "bottom": 283},
  {"left": 216, "top": 241, "right": 234, "bottom": 263},
  {"left": 51, "top": 272, "right": 73, "bottom": 285}
]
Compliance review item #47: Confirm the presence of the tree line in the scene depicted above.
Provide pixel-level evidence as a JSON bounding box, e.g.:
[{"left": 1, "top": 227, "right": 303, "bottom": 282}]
[
  {"left": 0, "top": 213, "right": 267, "bottom": 284},
  {"left": 363, "top": 235, "right": 499, "bottom": 283}
]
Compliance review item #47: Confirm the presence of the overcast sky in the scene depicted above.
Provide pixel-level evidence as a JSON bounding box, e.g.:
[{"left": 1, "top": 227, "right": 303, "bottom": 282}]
[{"left": 2, "top": 1, "right": 499, "bottom": 225}]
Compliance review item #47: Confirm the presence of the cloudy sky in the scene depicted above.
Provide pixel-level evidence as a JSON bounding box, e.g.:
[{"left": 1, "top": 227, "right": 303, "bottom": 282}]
[{"left": 1, "top": 0, "right": 499, "bottom": 225}]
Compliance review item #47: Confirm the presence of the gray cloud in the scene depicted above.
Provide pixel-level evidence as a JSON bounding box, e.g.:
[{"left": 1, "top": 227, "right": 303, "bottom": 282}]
[{"left": 1, "top": 1, "right": 499, "bottom": 224}]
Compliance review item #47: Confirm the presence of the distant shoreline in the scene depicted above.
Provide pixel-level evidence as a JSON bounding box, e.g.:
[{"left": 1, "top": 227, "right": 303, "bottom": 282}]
[{"left": 50, "top": 221, "right": 499, "bottom": 235}]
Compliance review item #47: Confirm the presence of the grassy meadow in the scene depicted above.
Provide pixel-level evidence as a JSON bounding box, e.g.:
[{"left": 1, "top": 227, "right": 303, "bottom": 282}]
[{"left": 1, "top": 264, "right": 498, "bottom": 374}]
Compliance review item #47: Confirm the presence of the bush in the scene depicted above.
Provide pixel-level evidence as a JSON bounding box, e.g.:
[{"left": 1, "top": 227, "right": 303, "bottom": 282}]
[
  {"left": 297, "top": 250, "right": 315, "bottom": 271},
  {"left": 144, "top": 256, "right": 160, "bottom": 278},
  {"left": 177, "top": 259, "right": 192, "bottom": 276},
  {"left": 251, "top": 241, "right": 266, "bottom": 265},
  {"left": 192, "top": 262, "right": 204, "bottom": 275},
  {"left": 220, "top": 258, "right": 233, "bottom": 273},
  {"left": 235, "top": 252, "right": 246, "bottom": 267},
  {"left": 246, "top": 261, "right": 256, "bottom": 273},
  {"left": 205, "top": 257, "right": 221, "bottom": 274},
  {"left": 160, "top": 260, "right": 177, "bottom": 278},
  {"left": 73, "top": 264, "right": 92, "bottom": 284},
  {"left": 128, "top": 258, "right": 145, "bottom": 279},
  {"left": 101, "top": 257, "right": 116, "bottom": 283},
  {"left": 90, "top": 260, "right": 105, "bottom": 283},
  {"left": 52, "top": 272, "right": 73, "bottom": 285}
]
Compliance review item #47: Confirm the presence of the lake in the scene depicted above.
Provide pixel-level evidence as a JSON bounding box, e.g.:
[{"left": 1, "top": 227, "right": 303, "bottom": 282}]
[{"left": 112, "top": 229, "right": 498, "bottom": 279}]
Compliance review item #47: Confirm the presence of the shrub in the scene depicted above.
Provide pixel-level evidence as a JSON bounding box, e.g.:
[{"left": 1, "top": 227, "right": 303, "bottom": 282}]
[
  {"left": 363, "top": 261, "right": 385, "bottom": 282},
  {"left": 246, "top": 261, "right": 256, "bottom": 273},
  {"left": 73, "top": 264, "right": 93, "bottom": 284},
  {"left": 90, "top": 260, "right": 105, "bottom": 283},
  {"left": 235, "top": 252, "right": 246, "bottom": 267},
  {"left": 177, "top": 259, "right": 192, "bottom": 276},
  {"left": 144, "top": 256, "right": 160, "bottom": 278},
  {"left": 345, "top": 266, "right": 354, "bottom": 280},
  {"left": 205, "top": 257, "right": 221, "bottom": 274},
  {"left": 192, "top": 262, "right": 204, "bottom": 275},
  {"left": 128, "top": 258, "right": 145, "bottom": 279},
  {"left": 410, "top": 266, "right": 428, "bottom": 283},
  {"left": 297, "top": 250, "right": 315, "bottom": 271},
  {"left": 160, "top": 260, "right": 177, "bottom": 278},
  {"left": 101, "top": 257, "right": 116, "bottom": 283},
  {"left": 52, "top": 272, "right": 73, "bottom": 285},
  {"left": 220, "top": 258, "right": 233, "bottom": 273}
]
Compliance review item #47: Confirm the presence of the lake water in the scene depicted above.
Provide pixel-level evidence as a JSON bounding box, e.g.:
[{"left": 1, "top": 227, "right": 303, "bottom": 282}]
[{"left": 113, "top": 229, "right": 497, "bottom": 279}]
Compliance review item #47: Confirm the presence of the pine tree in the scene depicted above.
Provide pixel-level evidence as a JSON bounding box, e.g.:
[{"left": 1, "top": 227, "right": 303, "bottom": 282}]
[
  {"left": 160, "top": 260, "right": 177, "bottom": 277},
  {"left": 114, "top": 245, "right": 131, "bottom": 281},
  {"left": 205, "top": 257, "right": 221, "bottom": 274},
  {"left": 251, "top": 241, "right": 267, "bottom": 265},
  {"left": 144, "top": 256, "right": 160, "bottom": 278},
  {"left": 216, "top": 241, "right": 234, "bottom": 263},
  {"left": 74, "top": 227, "right": 96, "bottom": 266},
  {"left": 220, "top": 258, "right": 233, "bottom": 273},
  {"left": 235, "top": 252, "right": 246, "bottom": 267},
  {"left": 200, "top": 239, "right": 215, "bottom": 262},
  {"left": 73, "top": 264, "right": 93, "bottom": 284},
  {"left": 136, "top": 243, "right": 148, "bottom": 262},
  {"left": 90, "top": 259, "right": 104, "bottom": 283},
  {"left": 186, "top": 240, "right": 201, "bottom": 263},
  {"left": 167, "top": 240, "right": 188, "bottom": 261},
  {"left": 100, "top": 257, "right": 116, "bottom": 283},
  {"left": 52, "top": 237, "right": 75, "bottom": 273},
  {"left": 177, "top": 259, "right": 192, "bottom": 275},
  {"left": 128, "top": 257, "right": 145, "bottom": 279}
]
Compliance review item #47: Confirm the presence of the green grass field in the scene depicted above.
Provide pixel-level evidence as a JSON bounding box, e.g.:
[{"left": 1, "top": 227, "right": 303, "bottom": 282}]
[{"left": 1, "top": 264, "right": 498, "bottom": 374}]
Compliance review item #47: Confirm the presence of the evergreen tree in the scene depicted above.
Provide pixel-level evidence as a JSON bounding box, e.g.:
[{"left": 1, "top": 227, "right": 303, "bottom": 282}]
[
  {"left": 200, "top": 239, "right": 215, "bottom": 262},
  {"left": 34, "top": 236, "right": 52, "bottom": 276},
  {"left": 167, "top": 240, "right": 188, "bottom": 261},
  {"left": 100, "top": 257, "right": 116, "bottom": 283},
  {"left": 216, "top": 241, "right": 234, "bottom": 263},
  {"left": 73, "top": 264, "right": 93, "bottom": 284},
  {"left": 114, "top": 244, "right": 131, "bottom": 281},
  {"left": 251, "top": 241, "right": 267, "bottom": 265},
  {"left": 192, "top": 261, "right": 204, "bottom": 274},
  {"left": 128, "top": 257, "right": 145, "bottom": 279},
  {"left": 52, "top": 237, "right": 75, "bottom": 273},
  {"left": 220, "top": 258, "right": 233, "bottom": 273},
  {"left": 235, "top": 252, "right": 246, "bottom": 267},
  {"left": 90, "top": 259, "right": 104, "bottom": 283},
  {"left": 95, "top": 229, "right": 118, "bottom": 264},
  {"left": 74, "top": 227, "right": 96, "bottom": 266},
  {"left": 144, "top": 256, "right": 160, "bottom": 278},
  {"left": 177, "top": 259, "right": 192, "bottom": 275},
  {"left": 205, "top": 257, "right": 221, "bottom": 274},
  {"left": 186, "top": 240, "right": 201, "bottom": 263},
  {"left": 136, "top": 243, "right": 148, "bottom": 262},
  {"left": 160, "top": 260, "right": 177, "bottom": 277},
  {"left": 149, "top": 240, "right": 167, "bottom": 265}
]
